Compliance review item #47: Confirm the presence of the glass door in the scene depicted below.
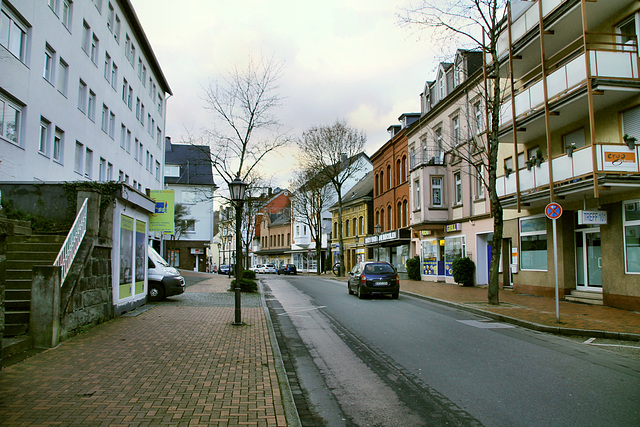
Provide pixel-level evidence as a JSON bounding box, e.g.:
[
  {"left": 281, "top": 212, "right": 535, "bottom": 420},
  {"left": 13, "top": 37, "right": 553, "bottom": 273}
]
[{"left": 576, "top": 229, "right": 602, "bottom": 290}]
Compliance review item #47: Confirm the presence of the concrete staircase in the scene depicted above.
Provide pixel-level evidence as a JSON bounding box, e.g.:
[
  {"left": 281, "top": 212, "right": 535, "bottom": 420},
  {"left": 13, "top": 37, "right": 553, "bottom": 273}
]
[
  {"left": 4, "top": 235, "right": 65, "bottom": 338},
  {"left": 565, "top": 290, "right": 603, "bottom": 305}
]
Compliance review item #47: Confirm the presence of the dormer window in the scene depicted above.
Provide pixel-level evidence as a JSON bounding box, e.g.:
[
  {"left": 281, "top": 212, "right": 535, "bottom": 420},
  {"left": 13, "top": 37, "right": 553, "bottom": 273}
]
[
  {"left": 165, "top": 165, "right": 180, "bottom": 177},
  {"left": 438, "top": 77, "right": 445, "bottom": 100}
]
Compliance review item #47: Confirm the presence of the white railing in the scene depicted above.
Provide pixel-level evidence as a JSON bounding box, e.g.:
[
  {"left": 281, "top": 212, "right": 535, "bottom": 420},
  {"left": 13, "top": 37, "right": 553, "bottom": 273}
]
[{"left": 54, "top": 198, "right": 88, "bottom": 285}]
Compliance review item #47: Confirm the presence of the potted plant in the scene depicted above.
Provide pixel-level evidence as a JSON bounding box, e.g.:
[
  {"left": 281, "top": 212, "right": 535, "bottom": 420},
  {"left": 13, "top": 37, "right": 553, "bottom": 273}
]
[
  {"left": 566, "top": 143, "right": 576, "bottom": 157},
  {"left": 526, "top": 158, "right": 534, "bottom": 171},
  {"left": 535, "top": 148, "right": 544, "bottom": 167},
  {"left": 505, "top": 166, "right": 513, "bottom": 178},
  {"left": 624, "top": 134, "right": 637, "bottom": 149}
]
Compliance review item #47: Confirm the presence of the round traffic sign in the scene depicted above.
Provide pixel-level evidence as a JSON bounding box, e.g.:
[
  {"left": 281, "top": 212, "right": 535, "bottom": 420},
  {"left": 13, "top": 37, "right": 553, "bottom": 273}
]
[{"left": 545, "top": 202, "right": 563, "bottom": 220}]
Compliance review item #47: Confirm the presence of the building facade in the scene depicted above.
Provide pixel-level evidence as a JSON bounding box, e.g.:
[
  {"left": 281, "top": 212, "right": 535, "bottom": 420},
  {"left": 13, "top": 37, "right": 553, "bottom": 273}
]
[
  {"left": 0, "top": 0, "right": 171, "bottom": 190},
  {"left": 494, "top": 0, "right": 640, "bottom": 310},
  {"left": 408, "top": 50, "right": 494, "bottom": 285}
]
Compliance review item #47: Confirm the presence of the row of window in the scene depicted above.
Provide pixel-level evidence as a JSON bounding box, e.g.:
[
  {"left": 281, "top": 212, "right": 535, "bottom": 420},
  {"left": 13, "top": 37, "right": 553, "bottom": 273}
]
[
  {"left": 413, "top": 168, "right": 485, "bottom": 211},
  {"left": 374, "top": 155, "right": 408, "bottom": 196},
  {"left": 262, "top": 233, "right": 291, "bottom": 249},
  {"left": 374, "top": 201, "right": 409, "bottom": 232}
]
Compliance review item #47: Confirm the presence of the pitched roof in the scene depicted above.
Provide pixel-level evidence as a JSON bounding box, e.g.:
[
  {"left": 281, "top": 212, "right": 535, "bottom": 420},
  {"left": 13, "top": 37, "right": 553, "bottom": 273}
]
[
  {"left": 329, "top": 171, "right": 373, "bottom": 210},
  {"left": 164, "top": 141, "right": 216, "bottom": 186}
]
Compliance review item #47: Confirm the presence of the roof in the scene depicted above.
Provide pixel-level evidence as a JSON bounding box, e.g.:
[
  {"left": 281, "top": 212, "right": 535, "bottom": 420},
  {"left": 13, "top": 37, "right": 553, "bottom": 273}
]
[
  {"left": 329, "top": 171, "right": 373, "bottom": 210},
  {"left": 164, "top": 141, "right": 216, "bottom": 186}
]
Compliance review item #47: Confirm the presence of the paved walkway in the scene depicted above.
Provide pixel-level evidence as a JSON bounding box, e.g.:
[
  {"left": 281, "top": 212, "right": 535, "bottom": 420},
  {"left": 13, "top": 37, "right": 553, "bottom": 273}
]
[{"left": 1, "top": 272, "right": 638, "bottom": 426}]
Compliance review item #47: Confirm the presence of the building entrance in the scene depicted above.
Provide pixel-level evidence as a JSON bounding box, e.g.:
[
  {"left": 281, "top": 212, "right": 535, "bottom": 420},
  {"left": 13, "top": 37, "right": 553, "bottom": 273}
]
[{"left": 576, "top": 229, "right": 602, "bottom": 290}]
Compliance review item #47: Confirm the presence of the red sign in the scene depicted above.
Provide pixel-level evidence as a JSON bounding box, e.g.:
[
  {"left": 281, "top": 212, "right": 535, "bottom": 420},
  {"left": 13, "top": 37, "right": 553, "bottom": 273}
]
[{"left": 545, "top": 202, "right": 563, "bottom": 220}]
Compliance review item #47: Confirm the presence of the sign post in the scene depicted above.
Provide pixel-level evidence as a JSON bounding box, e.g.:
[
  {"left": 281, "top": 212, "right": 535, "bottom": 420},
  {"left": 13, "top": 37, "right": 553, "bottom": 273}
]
[{"left": 545, "top": 202, "right": 563, "bottom": 322}]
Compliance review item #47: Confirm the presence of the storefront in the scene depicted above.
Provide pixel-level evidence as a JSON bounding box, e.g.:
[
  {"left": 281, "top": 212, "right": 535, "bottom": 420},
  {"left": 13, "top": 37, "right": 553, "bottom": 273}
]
[{"left": 365, "top": 228, "right": 411, "bottom": 278}]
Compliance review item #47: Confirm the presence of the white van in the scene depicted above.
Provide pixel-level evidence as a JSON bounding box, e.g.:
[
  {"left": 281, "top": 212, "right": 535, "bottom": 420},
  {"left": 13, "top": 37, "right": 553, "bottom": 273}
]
[{"left": 147, "top": 245, "right": 185, "bottom": 301}]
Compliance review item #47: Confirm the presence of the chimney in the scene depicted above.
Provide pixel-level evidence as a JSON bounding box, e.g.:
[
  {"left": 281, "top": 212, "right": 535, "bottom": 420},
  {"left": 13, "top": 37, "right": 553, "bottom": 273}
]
[{"left": 165, "top": 136, "right": 172, "bottom": 152}]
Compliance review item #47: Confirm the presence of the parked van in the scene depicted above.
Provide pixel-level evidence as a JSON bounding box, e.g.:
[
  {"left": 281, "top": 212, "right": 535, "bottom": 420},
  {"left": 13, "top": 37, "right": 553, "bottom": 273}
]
[{"left": 147, "top": 245, "right": 185, "bottom": 301}]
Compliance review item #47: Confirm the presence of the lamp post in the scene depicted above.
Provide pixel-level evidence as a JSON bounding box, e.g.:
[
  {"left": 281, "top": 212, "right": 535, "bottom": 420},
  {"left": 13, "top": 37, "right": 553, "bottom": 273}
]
[
  {"left": 354, "top": 234, "right": 359, "bottom": 266},
  {"left": 229, "top": 176, "right": 248, "bottom": 326},
  {"left": 374, "top": 223, "right": 382, "bottom": 261}
]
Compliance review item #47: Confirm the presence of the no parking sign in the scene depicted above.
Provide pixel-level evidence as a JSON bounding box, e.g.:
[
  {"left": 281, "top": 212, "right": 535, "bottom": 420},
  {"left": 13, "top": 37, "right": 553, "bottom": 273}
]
[
  {"left": 545, "top": 202, "right": 562, "bottom": 322},
  {"left": 545, "top": 202, "right": 563, "bottom": 220}
]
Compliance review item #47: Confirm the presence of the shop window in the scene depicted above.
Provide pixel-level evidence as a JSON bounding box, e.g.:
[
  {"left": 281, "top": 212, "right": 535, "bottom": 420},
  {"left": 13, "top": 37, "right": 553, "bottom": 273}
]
[
  {"left": 520, "top": 215, "right": 547, "bottom": 270},
  {"left": 623, "top": 200, "right": 640, "bottom": 273},
  {"left": 444, "top": 236, "right": 466, "bottom": 276}
]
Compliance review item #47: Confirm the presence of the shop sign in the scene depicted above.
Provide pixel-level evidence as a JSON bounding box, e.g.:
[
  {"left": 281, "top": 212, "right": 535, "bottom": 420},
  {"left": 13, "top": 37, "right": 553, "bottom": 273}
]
[
  {"left": 446, "top": 223, "right": 461, "bottom": 233},
  {"left": 420, "top": 230, "right": 432, "bottom": 237},
  {"left": 597, "top": 145, "right": 639, "bottom": 172},
  {"left": 191, "top": 248, "right": 204, "bottom": 255},
  {"left": 578, "top": 210, "right": 607, "bottom": 225},
  {"left": 379, "top": 230, "right": 398, "bottom": 242}
]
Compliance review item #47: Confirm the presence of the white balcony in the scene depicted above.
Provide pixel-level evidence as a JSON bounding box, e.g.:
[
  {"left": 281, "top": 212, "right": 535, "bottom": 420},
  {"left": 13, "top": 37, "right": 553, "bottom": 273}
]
[{"left": 497, "top": 145, "right": 640, "bottom": 198}]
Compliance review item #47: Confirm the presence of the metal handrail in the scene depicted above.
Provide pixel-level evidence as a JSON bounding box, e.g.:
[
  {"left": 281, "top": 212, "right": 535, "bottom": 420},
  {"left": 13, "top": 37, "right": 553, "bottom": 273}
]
[{"left": 54, "top": 198, "right": 88, "bottom": 285}]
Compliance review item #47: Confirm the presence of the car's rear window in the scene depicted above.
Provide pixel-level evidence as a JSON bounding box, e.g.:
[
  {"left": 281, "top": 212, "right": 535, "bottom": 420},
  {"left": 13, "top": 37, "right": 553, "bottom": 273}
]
[{"left": 364, "top": 264, "right": 395, "bottom": 274}]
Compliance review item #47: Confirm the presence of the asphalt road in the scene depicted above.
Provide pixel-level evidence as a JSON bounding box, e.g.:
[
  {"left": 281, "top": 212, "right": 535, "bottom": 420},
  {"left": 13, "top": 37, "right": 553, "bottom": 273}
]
[{"left": 264, "top": 274, "right": 640, "bottom": 427}]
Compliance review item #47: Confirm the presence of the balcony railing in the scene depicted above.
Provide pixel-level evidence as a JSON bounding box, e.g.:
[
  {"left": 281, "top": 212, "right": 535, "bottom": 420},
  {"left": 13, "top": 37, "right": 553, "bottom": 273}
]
[
  {"left": 497, "top": 144, "right": 640, "bottom": 197},
  {"left": 410, "top": 149, "right": 445, "bottom": 169}
]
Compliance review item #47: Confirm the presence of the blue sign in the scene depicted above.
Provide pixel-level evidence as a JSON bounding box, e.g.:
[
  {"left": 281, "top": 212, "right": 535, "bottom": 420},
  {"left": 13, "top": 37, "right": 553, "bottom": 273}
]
[{"left": 545, "top": 202, "right": 563, "bottom": 220}]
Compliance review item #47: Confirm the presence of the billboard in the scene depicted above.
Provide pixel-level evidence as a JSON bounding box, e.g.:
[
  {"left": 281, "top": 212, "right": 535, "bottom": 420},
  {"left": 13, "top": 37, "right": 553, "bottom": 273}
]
[{"left": 149, "top": 190, "right": 175, "bottom": 233}]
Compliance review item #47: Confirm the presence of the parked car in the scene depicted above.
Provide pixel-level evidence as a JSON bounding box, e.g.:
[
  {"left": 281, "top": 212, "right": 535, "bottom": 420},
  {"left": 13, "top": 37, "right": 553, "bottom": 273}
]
[
  {"left": 147, "top": 245, "right": 185, "bottom": 302},
  {"left": 218, "top": 264, "right": 232, "bottom": 275},
  {"left": 277, "top": 264, "right": 297, "bottom": 275},
  {"left": 263, "top": 264, "right": 277, "bottom": 274},
  {"left": 347, "top": 261, "right": 399, "bottom": 299},
  {"left": 250, "top": 264, "right": 264, "bottom": 272}
]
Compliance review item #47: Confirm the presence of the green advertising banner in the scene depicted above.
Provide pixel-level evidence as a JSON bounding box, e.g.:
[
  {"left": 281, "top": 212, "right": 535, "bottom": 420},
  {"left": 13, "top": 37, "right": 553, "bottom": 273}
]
[
  {"left": 149, "top": 190, "right": 175, "bottom": 233},
  {"left": 119, "top": 214, "right": 134, "bottom": 299},
  {"left": 135, "top": 220, "right": 146, "bottom": 295}
]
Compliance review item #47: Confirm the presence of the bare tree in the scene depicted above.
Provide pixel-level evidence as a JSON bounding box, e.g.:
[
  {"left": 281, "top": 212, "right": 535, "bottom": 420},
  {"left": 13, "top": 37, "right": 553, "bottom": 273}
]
[
  {"left": 297, "top": 120, "right": 367, "bottom": 276},
  {"left": 173, "top": 203, "right": 192, "bottom": 241},
  {"left": 200, "top": 55, "right": 289, "bottom": 282},
  {"left": 291, "top": 167, "right": 336, "bottom": 275},
  {"left": 400, "top": 1, "right": 508, "bottom": 304}
]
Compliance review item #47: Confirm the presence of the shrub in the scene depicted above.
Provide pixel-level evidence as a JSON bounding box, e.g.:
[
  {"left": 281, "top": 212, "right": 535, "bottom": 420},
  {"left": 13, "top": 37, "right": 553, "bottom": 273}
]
[
  {"left": 230, "top": 278, "right": 258, "bottom": 292},
  {"left": 452, "top": 257, "right": 475, "bottom": 286},
  {"left": 406, "top": 256, "right": 421, "bottom": 281},
  {"left": 243, "top": 270, "right": 256, "bottom": 280}
]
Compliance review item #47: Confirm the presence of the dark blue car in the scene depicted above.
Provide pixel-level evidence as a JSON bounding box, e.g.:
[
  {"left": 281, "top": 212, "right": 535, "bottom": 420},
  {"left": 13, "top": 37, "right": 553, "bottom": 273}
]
[
  {"left": 277, "top": 264, "right": 297, "bottom": 275},
  {"left": 347, "top": 261, "right": 399, "bottom": 299}
]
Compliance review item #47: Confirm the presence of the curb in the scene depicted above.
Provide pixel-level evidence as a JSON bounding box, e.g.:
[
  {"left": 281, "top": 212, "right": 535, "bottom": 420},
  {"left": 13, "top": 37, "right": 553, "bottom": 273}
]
[
  {"left": 259, "top": 281, "right": 302, "bottom": 427},
  {"left": 400, "top": 290, "right": 640, "bottom": 342}
]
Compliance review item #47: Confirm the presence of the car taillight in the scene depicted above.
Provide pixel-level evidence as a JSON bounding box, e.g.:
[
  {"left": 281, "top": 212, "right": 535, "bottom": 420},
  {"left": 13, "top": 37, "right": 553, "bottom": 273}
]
[
  {"left": 395, "top": 274, "right": 399, "bottom": 283},
  {"left": 360, "top": 275, "right": 367, "bottom": 284}
]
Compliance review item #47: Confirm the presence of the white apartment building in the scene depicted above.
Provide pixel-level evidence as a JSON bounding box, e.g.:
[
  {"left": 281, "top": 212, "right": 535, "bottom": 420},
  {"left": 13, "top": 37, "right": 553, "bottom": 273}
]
[{"left": 0, "top": 0, "right": 171, "bottom": 191}]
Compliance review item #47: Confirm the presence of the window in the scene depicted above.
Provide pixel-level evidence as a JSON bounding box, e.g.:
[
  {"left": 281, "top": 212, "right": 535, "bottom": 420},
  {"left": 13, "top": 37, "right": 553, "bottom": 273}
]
[
  {"left": 77, "top": 80, "right": 87, "bottom": 112},
  {"left": 0, "top": 95, "right": 22, "bottom": 144},
  {"left": 563, "top": 128, "right": 586, "bottom": 150},
  {"left": 103, "top": 52, "right": 111, "bottom": 80},
  {"left": 85, "top": 148, "right": 93, "bottom": 178},
  {"left": 156, "top": 127, "right": 162, "bottom": 146},
  {"left": 120, "top": 124, "right": 126, "bottom": 148},
  {"left": 622, "top": 105, "right": 640, "bottom": 143},
  {"left": 454, "top": 172, "right": 462, "bottom": 205},
  {"left": 414, "top": 179, "right": 421, "bottom": 210},
  {"left": 165, "top": 165, "right": 180, "bottom": 177},
  {"left": 140, "top": 103, "right": 145, "bottom": 125},
  {"left": 387, "top": 165, "right": 391, "bottom": 188},
  {"left": 74, "top": 141, "right": 84, "bottom": 174},
  {"left": 387, "top": 205, "right": 392, "bottom": 229},
  {"left": 107, "top": 162, "right": 113, "bottom": 181},
  {"left": 39, "top": 119, "right": 51, "bottom": 155},
  {"left": 101, "top": 104, "right": 109, "bottom": 133},
  {"left": 157, "top": 94, "right": 163, "bottom": 115},
  {"left": 431, "top": 177, "right": 442, "bottom": 207},
  {"left": 452, "top": 116, "right": 460, "bottom": 146},
  {"left": 624, "top": 200, "right": 640, "bottom": 273},
  {"left": 135, "top": 97, "right": 140, "bottom": 119},
  {"left": 474, "top": 102, "right": 483, "bottom": 134},
  {"left": 49, "top": 0, "right": 60, "bottom": 14},
  {"left": 90, "top": 34, "right": 99, "bottom": 64},
  {"left": 44, "top": 45, "right": 55, "bottom": 83},
  {"left": 126, "top": 129, "right": 131, "bottom": 152},
  {"left": 155, "top": 160, "right": 160, "bottom": 180},
  {"left": 127, "top": 86, "right": 133, "bottom": 109},
  {"left": 53, "top": 128, "right": 63, "bottom": 162},
  {"left": 345, "top": 219, "right": 350, "bottom": 237},
  {"left": 1, "top": 9, "right": 27, "bottom": 62},
  {"left": 57, "top": 58, "right": 68, "bottom": 95},
  {"left": 87, "top": 89, "right": 96, "bottom": 122},
  {"left": 109, "top": 111, "right": 115, "bottom": 139},
  {"left": 445, "top": 236, "right": 466, "bottom": 276},
  {"left": 138, "top": 140, "right": 143, "bottom": 164},
  {"left": 111, "top": 62, "right": 117, "bottom": 89},
  {"left": 114, "top": 15, "right": 121, "bottom": 42},
  {"left": 185, "top": 220, "right": 195, "bottom": 233},
  {"left": 504, "top": 156, "right": 513, "bottom": 175},
  {"left": 93, "top": 0, "right": 103, "bottom": 13},
  {"left": 99, "top": 157, "right": 106, "bottom": 181},
  {"left": 107, "top": 3, "right": 114, "bottom": 32},
  {"left": 520, "top": 215, "right": 547, "bottom": 270},
  {"left": 122, "top": 78, "right": 128, "bottom": 102},
  {"left": 82, "top": 20, "right": 91, "bottom": 53},
  {"left": 62, "top": 0, "right": 72, "bottom": 29},
  {"left": 476, "top": 164, "right": 485, "bottom": 199}
]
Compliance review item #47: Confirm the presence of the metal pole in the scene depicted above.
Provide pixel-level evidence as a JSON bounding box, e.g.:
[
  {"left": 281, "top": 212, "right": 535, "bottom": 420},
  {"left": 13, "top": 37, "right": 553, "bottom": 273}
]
[
  {"left": 553, "top": 218, "right": 560, "bottom": 322},
  {"left": 233, "top": 201, "right": 243, "bottom": 325}
]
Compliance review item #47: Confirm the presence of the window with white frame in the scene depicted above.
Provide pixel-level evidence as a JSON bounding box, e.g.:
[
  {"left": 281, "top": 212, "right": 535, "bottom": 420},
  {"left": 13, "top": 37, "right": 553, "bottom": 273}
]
[
  {"left": 111, "top": 62, "right": 117, "bottom": 89},
  {"left": 90, "top": 34, "right": 99, "bottom": 64},
  {"left": 155, "top": 160, "right": 160, "bottom": 180},
  {"left": 520, "top": 215, "right": 547, "bottom": 270},
  {"left": 88, "top": 90, "right": 96, "bottom": 121},
  {"left": 126, "top": 129, "right": 131, "bottom": 152},
  {"left": 414, "top": 178, "right": 421, "bottom": 210},
  {"left": 57, "top": 58, "right": 68, "bottom": 95},
  {"left": 185, "top": 220, "right": 196, "bottom": 233},
  {"left": 82, "top": 20, "right": 91, "bottom": 53},
  {"left": 1, "top": 8, "right": 27, "bottom": 62},
  {"left": 431, "top": 176, "right": 442, "bottom": 207},
  {"left": 78, "top": 79, "right": 87, "bottom": 112},
  {"left": 44, "top": 45, "right": 55, "bottom": 83},
  {"left": 39, "top": 119, "right": 51, "bottom": 155},
  {"left": 474, "top": 102, "right": 483, "bottom": 135},
  {"left": 99, "top": 157, "right": 106, "bottom": 181},
  {"left": 114, "top": 15, "right": 120, "bottom": 42},
  {"left": 476, "top": 164, "right": 485, "bottom": 199},
  {"left": 623, "top": 200, "right": 640, "bottom": 273},
  {"left": 103, "top": 52, "right": 111, "bottom": 81},
  {"left": 62, "top": 0, "right": 72, "bottom": 29},
  {"left": 452, "top": 116, "right": 460, "bottom": 146},
  {"left": 107, "top": 2, "right": 114, "bottom": 32},
  {"left": 85, "top": 148, "right": 93, "bottom": 178},
  {"left": 454, "top": 172, "right": 462, "bottom": 205},
  {"left": 120, "top": 124, "right": 126, "bottom": 148},
  {"left": 49, "top": 0, "right": 60, "bottom": 15},
  {"left": 108, "top": 111, "right": 115, "bottom": 139},
  {"left": 445, "top": 235, "right": 466, "bottom": 264},
  {"left": 74, "top": 141, "right": 84, "bottom": 174},
  {"left": 53, "top": 128, "right": 63, "bottom": 163},
  {"left": 0, "top": 95, "right": 22, "bottom": 145},
  {"left": 107, "top": 162, "right": 113, "bottom": 180},
  {"left": 101, "top": 104, "right": 109, "bottom": 133}
]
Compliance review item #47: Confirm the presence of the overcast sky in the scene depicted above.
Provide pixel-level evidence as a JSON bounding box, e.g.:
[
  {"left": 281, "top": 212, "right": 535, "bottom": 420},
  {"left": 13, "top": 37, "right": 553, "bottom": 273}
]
[{"left": 131, "top": 0, "right": 441, "bottom": 188}]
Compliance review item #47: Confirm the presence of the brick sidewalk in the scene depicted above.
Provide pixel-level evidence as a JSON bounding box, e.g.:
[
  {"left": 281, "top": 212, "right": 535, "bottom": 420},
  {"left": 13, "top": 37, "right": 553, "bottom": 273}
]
[{"left": 0, "top": 275, "right": 289, "bottom": 426}]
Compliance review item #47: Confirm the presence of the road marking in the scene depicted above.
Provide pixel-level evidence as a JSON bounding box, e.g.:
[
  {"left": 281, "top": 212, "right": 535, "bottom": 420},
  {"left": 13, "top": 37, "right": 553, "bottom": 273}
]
[
  {"left": 583, "top": 337, "right": 640, "bottom": 349},
  {"left": 458, "top": 320, "right": 514, "bottom": 329},
  {"left": 278, "top": 306, "right": 327, "bottom": 316}
]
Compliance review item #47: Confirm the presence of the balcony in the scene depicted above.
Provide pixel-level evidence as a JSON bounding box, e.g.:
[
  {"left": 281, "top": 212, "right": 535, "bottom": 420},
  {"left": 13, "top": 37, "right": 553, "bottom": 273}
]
[
  {"left": 409, "top": 149, "right": 445, "bottom": 171},
  {"left": 497, "top": 144, "right": 640, "bottom": 203}
]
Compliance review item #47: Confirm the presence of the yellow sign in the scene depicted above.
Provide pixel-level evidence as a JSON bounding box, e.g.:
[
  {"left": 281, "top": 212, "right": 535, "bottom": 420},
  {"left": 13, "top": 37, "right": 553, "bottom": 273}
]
[{"left": 149, "top": 190, "right": 175, "bottom": 233}]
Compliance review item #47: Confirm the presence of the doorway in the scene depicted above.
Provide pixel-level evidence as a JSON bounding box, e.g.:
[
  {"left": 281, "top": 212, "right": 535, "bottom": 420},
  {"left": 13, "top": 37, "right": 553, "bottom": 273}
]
[{"left": 575, "top": 229, "right": 603, "bottom": 291}]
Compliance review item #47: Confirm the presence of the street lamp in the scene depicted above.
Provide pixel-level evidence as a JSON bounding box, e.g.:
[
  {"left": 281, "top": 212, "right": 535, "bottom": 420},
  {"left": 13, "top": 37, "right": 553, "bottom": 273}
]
[
  {"left": 374, "top": 223, "right": 382, "bottom": 261},
  {"left": 229, "top": 176, "right": 248, "bottom": 326}
]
